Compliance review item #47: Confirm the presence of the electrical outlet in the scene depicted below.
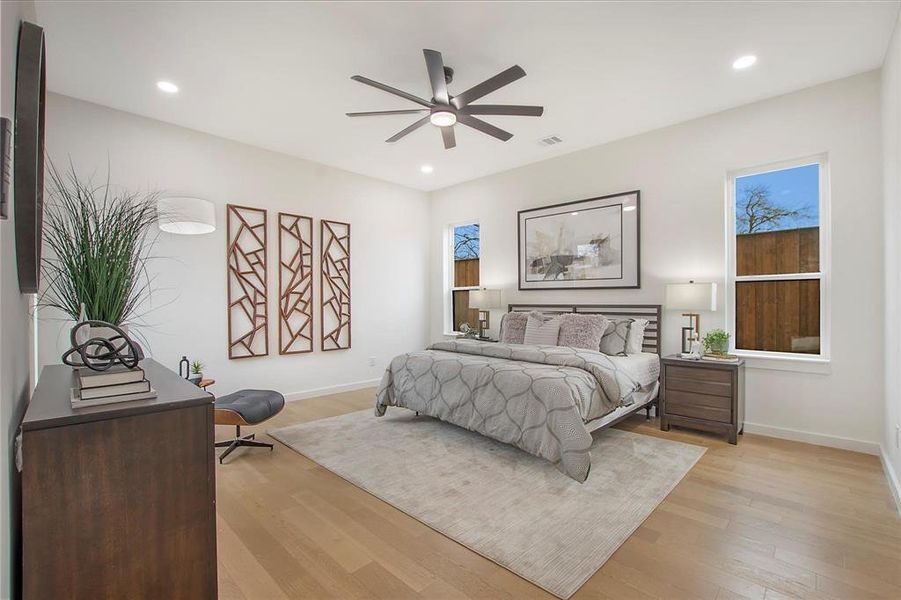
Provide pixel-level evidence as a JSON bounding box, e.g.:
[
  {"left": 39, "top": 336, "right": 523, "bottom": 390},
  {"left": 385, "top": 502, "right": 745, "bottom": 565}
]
[{"left": 368, "top": 356, "right": 376, "bottom": 367}]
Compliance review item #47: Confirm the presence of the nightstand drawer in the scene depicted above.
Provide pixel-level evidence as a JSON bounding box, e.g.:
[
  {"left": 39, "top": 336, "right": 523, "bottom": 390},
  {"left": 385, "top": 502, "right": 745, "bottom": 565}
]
[
  {"left": 666, "top": 375, "right": 732, "bottom": 397},
  {"left": 666, "top": 365, "right": 732, "bottom": 384},
  {"left": 665, "top": 390, "right": 732, "bottom": 423}
]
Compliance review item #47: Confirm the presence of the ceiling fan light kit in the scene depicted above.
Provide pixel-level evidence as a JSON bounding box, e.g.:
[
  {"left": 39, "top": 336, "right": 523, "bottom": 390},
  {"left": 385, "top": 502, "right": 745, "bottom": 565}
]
[{"left": 347, "top": 49, "right": 543, "bottom": 149}]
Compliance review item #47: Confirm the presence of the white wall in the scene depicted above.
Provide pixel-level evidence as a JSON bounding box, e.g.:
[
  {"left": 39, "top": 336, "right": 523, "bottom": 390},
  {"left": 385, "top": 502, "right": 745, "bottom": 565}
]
[
  {"left": 882, "top": 11, "right": 901, "bottom": 503},
  {"left": 1, "top": 3, "right": 37, "bottom": 598},
  {"left": 41, "top": 94, "right": 430, "bottom": 398},
  {"left": 430, "top": 72, "right": 884, "bottom": 451}
]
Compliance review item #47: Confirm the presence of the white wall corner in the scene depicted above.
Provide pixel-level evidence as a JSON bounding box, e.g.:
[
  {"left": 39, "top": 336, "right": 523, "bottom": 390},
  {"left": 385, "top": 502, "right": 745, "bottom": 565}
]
[{"left": 880, "top": 445, "right": 901, "bottom": 515}]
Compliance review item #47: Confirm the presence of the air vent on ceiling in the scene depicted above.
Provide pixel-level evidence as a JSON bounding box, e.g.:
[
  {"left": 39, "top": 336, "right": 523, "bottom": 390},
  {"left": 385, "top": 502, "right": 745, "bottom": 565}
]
[{"left": 538, "top": 135, "right": 563, "bottom": 147}]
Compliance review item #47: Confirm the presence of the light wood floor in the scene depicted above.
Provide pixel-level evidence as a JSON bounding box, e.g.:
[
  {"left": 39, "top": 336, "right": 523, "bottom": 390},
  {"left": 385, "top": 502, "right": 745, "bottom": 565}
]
[{"left": 214, "top": 388, "right": 901, "bottom": 600}]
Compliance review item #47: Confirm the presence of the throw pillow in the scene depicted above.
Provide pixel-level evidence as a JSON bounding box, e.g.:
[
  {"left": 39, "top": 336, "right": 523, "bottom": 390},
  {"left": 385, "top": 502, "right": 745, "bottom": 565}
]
[
  {"left": 523, "top": 312, "right": 561, "bottom": 346},
  {"left": 557, "top": 313, "right": 609, "bottom": 351},
  {"left": 498, "top": 312, "right": 528, "bottom": 344},
  {"left": 625, "top": 318, "right": 649, "bottom": 354},
  {"left": 599, "top": 318, "right": 633, "bottom": 356}
]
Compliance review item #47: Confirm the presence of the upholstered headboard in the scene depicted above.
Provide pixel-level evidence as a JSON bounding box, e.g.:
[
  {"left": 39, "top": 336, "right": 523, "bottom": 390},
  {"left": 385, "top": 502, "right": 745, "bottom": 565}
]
[{"left": 507, "top": 303, "right": 663, "bottom": 355}]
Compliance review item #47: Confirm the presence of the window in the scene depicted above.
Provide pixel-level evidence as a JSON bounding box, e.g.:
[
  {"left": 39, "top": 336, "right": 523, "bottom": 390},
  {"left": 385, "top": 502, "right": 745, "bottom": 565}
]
[
  {"left": 449, "top": 222, "right": 480, "bottom": 333},
  {"left": 727, "top": 156, "right": 828, "bottom": 358}
]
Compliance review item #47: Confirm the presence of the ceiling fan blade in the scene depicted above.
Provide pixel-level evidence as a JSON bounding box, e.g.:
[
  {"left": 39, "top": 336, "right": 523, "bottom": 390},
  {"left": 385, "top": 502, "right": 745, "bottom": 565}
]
[
  {"left": 386, "top": 116, "right": 430, "bottom": 143},
  {"left": 423, "top": 49, "right": 449, "bottom": 105},
  {"left": 351, "top": 75, "right": 434, "bottom": 108},
  {"left": 461, "top": 105, "right": 543, "bottom": 117},
  {"left": 346, "top": 109, "right": 430, "bottom": 117},
  {"left": 457, "top": 114, "right": 513, "bottom": 142},
  {"left": 451, "top": 66, "right": 526, "bottom": 109},
  {"left": 441, "top": 126, "right": 456, "bottom": 149}
]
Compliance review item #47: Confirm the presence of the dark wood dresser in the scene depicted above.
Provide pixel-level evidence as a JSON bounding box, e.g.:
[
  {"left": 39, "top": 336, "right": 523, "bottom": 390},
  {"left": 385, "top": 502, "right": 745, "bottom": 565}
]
[
  {"left": 20, "top": 359, "right": 217, "bottom": 599},
  {"left": 660, "top": 355, "right": 745, "bottom": 444}
]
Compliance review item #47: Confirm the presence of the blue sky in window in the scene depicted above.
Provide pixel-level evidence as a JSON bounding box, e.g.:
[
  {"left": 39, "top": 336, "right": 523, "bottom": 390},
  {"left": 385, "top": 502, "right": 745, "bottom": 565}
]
[
  {"left": 735, "top": 164, "right": 819, "bottom": 234},
  {"left": 454, "top": 223, "right": 480, "bottom": 260}
]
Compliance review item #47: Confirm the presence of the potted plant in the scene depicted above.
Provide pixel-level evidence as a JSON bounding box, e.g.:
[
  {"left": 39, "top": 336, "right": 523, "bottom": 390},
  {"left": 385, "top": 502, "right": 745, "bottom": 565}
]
[
  {"left": 189, "top": 360, "right": 204, "bottom": 385},
  {"left": 39, "top": 163, "right": 159, "bottom": 342},
  {"left": 702, "top": 329, "right": 730, "bottom": 355}
]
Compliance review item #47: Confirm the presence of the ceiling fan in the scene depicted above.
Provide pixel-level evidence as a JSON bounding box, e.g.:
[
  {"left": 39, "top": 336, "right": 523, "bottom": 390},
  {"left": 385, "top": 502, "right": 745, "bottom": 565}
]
[{"left": 346, "top": 49, "right": 543, "bottom": 149}]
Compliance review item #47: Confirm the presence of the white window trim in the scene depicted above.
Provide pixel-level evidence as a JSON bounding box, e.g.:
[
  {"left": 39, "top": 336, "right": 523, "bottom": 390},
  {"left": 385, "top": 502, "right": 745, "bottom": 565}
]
[
  {"left": 444, "top": 220, "right": 481, "bottom": 336},
  {"left": 725, "top": 153, "right": 831, "bottom": 368}
]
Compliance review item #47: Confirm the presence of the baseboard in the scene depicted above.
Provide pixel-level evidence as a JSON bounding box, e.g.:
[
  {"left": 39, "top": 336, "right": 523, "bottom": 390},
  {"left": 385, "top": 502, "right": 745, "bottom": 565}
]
[
  {"left": 284, "top": 378, "right": 381, "bottom": 402},
  {"left": 742, "top": 422, "right": 881, "bottom": 455},
  {"left": 880, "top": 445, "right": 901, "bottom": 515}
]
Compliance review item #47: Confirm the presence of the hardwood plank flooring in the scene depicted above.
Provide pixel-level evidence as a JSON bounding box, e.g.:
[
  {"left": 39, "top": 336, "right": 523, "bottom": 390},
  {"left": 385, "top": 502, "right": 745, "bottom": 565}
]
[{"left": 215, "top": 388, "right": 901, "bottom": 599}]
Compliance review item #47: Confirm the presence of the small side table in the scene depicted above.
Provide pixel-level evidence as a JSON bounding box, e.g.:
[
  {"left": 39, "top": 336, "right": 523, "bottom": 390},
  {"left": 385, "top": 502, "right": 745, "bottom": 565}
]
[{"left": 660, "top": 355, "right": 745, "bottom": 444}]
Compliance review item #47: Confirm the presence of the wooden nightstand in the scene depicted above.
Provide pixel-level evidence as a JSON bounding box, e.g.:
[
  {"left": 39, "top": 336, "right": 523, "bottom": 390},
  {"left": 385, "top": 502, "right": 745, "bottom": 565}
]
[{"left": 660, "top": 355, "right": 745, "bottom": 444}]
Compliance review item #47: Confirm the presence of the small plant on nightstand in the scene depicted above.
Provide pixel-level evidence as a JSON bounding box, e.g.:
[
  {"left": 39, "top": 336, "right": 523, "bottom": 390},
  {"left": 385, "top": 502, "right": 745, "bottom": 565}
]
[
  {"left": 189, "top": 360, "right": 204, "bottom": 385},
  {"left": 702, "top": 329, "right": 730, "bottom": 355}
]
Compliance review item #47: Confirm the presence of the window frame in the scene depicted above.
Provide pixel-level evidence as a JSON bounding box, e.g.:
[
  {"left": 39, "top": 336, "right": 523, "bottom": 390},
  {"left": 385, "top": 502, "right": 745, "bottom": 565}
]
[
  {"left": 725, "top": 153, "right": 831, "bottom": 363},
  {"left": 445, "top": 220, "right": 481, "bottom": 335}
]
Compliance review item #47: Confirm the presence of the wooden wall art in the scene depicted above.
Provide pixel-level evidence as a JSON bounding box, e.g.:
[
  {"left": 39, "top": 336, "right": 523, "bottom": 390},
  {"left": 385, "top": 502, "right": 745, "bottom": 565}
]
[
  {"left": 277, "top": 212, "right": 314, "bottom": 354},
  {"left": 320, "top": 219, "right": 351, "bottom": 351},
  {"left": 14, "top": 22, "right": 46, "bottom": 293},
  {"left": 226, "top": 204, "right": 269, "bottom": 359}
]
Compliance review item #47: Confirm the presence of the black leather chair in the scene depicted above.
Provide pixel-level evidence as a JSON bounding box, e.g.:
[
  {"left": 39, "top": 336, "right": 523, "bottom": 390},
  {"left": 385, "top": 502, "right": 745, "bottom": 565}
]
[{"left": 214, "top": 389, "right": 285, "bottom": 463}]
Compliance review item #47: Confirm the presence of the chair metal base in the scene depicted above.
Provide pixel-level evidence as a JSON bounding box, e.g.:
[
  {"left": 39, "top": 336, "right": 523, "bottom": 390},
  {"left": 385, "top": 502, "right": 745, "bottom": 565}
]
[{"left": 215, "top": 425, "right": 273, "bottom": 464}]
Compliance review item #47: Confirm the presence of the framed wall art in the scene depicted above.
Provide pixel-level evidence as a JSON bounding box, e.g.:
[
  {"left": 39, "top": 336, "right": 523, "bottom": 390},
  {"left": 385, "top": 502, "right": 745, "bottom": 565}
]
[
  {"left": 278, "top": 212, "right": 314, "bottom": 355},
  {"left": 517, "top": 190, "right": 640, "bottom": 290},
  {"left": 320, "top": 219, "right": 351, "bottom": 351},
  {"left": 226, "top": 204, "right": 269, "bottom": 359}
]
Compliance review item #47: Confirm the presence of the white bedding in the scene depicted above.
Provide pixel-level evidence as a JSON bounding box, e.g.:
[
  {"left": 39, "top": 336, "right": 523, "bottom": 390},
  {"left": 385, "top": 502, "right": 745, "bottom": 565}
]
[{"left": 605, "top": 352, "right": 661, "bottom": 389}]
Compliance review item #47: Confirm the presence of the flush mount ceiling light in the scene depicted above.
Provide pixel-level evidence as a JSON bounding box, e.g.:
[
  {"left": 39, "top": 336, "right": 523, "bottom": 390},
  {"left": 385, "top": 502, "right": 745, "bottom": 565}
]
[
  {"left": 732, "top": 55, "right": 757, "bottom": 70},
  {"left": 420, "top": 164, "right": 434, "bottom": 174},
  {"left": 347, "top": 48, "right": 543, "bottom": 149},
  {"left": 156, "top": 80, "right": 179, "bottom": 94},
  {"left": 157, "top": 197, "right": 215, "bottom": 235}
]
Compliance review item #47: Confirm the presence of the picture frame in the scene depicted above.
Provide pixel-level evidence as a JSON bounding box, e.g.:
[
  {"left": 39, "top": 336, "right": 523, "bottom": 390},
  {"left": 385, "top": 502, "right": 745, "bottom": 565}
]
[{"left": 517, "top": 190, "right": 640, "bottom": 290}]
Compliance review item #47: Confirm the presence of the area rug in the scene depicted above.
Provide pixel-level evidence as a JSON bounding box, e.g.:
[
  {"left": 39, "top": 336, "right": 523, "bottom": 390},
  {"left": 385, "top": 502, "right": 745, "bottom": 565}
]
[{"left": 269, "top": 409, "right": 705, "bottom": 599}]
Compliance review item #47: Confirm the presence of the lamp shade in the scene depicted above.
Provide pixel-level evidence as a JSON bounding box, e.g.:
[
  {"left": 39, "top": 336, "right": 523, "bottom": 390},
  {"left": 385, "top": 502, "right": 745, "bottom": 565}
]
[
  {"left": 157, "top": 197, "right": 216, "bottom": 235},
  {"left": 468, "top": 288, "right": 502, "bottom": 309},
  {"left": 665, "top": 282, "right": 717, "bottom": 311}
]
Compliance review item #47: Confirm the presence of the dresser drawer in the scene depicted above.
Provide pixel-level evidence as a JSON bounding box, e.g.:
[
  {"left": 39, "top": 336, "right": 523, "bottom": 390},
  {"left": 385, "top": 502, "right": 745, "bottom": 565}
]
[
  {"left": 666, "top": 375, "right": 732, "bottom": 397},
  {"left": 665, "top": 389, "right": 733, "bottom": 423},
  {"left": 666, "top": 365, "right": 732, "bottom": 384}
]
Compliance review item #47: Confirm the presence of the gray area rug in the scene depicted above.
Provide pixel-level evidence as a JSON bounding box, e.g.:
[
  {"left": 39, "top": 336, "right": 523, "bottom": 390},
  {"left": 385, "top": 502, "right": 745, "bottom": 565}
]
[{"left": 270, "top": 409, "right": 705, "bottom": 599}]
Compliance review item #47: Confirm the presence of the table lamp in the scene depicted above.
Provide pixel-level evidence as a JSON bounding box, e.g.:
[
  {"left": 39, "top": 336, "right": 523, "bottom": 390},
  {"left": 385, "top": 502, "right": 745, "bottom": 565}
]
[
  {"left": 665, "top": 281, "right": 717, "bottom": 356},
  {"left": 468, "top": 289, "right": 503, "bottom": 339}
]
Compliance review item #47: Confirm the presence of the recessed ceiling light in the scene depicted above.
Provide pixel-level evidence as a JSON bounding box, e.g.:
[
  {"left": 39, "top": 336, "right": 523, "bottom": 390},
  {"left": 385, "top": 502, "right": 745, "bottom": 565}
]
[
  {"left": 420, "top": 165, "right": 434, "bottom": 174},
  {"left": 156, "top": 80, "right": 179, "bottom": 94},
  {"left": 623, "top": 205, "right": 637, "bottom": 212},
  {"left": 732, "top": 55, "right": 757, "bottom": 70},
  {"left": 429, "top": 111, "right": 456, "bottom": 127},
  {"left": 570, "top": 212, "right": 579, "bottom": 216}
]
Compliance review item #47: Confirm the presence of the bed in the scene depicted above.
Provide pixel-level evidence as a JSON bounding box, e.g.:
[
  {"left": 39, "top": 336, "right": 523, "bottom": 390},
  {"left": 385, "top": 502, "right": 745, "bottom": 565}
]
[{"left": 375, "top": 303, "right": 662, "bottom": 482}]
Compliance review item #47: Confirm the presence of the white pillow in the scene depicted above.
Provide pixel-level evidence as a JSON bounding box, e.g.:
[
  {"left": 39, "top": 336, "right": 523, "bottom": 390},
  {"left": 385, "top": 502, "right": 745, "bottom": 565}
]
[
  {"left": 625, "top": 318, "right": 649, "bottom": 354},
  {"left": 523, "top": 312, "right": 561, "bottom": 346}
]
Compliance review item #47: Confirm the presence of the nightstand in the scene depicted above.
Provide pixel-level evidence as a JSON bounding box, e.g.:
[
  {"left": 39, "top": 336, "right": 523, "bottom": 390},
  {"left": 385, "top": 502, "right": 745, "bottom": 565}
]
[{"left": 660, "top": 355, "right": 745, "bottom": 444}]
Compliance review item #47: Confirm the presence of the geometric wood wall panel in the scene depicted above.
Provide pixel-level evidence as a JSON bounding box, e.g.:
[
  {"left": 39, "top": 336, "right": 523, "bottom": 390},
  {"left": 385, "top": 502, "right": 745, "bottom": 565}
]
[
  {"left": 278, "top": 212, "right": 314, "bottom": 355},
  {"left": 226, "top": 204, "right": 269, "bottom": 359},
  {"left": 320, "top": 219, "right": 351, "bottom": 351}
]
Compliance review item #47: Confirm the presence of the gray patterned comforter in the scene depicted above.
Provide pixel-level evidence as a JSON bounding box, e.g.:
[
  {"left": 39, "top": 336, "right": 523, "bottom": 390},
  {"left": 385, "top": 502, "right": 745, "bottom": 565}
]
[{"left": 375, "top": 340, "right": 643, "bottom": 482}]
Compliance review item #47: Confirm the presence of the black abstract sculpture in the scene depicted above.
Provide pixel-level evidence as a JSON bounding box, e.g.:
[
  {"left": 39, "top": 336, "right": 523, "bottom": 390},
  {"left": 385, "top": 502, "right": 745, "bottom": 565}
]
[{"left": 61, "top": 320, "right": 143, "bottom": 371}]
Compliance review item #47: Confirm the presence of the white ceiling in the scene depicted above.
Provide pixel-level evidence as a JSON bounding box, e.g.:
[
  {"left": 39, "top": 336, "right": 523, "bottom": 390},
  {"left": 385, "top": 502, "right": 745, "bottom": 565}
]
[{"left": 36, "top": 1, "right": 899, "bottom": 192}]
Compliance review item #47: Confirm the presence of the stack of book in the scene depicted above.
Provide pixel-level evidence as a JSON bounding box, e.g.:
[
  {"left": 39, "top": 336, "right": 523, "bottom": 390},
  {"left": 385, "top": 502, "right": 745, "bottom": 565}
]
[
  {"left": 71, "top": 365, "right": 157, "bottom": 409},
  {"left": 701, "top": 353, "right": 741, "bottom": 363}
]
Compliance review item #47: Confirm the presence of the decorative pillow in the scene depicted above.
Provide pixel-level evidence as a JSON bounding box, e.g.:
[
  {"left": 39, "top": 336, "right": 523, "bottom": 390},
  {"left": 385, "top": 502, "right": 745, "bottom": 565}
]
[
  {"left": 599, "top": 318, "right": 633, "bottom": 356},
  {"left": 557, "top": 313, "right": 609, "bottom": 351},
  {"left": 523, "top": 312, "right": 561, "bottom": 346},
  {"left": 625, "top": 318, "right": 649, "bottom": 354},
  {"left": 498, "top": 312, "right": 528, "bottom": 344}
]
